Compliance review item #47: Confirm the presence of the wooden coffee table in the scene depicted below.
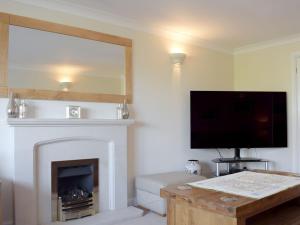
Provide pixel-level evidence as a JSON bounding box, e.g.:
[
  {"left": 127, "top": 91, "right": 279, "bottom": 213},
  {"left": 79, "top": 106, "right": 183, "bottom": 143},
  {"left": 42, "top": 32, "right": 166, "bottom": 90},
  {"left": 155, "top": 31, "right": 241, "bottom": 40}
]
[{"left": 160, "top": 171, "right": 300, "bottom": 225}]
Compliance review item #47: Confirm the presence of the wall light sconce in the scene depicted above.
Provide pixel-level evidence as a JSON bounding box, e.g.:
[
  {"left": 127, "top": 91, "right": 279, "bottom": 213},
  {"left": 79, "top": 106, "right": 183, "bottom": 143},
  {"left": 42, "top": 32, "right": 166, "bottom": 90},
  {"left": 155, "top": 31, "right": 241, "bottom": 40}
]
[
  {"left": 60, "top": 81, "right": 72, "bottom": 92},
  {"left": 170, "top": 52, "right": 186, "bottom": 65}
]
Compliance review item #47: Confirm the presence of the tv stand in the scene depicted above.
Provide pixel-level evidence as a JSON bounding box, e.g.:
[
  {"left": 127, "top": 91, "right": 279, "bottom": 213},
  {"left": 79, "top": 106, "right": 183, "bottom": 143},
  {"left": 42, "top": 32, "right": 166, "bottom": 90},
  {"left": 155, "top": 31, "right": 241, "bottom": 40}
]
[
  {"left": 218, "top": 157, "right": 264, "bottom": 162},
  {"left": 233, "top": 148, "right": 241, "bottom": 160},
  {"left": 212, "top": 157, "right": 269, "bottom": 176}
]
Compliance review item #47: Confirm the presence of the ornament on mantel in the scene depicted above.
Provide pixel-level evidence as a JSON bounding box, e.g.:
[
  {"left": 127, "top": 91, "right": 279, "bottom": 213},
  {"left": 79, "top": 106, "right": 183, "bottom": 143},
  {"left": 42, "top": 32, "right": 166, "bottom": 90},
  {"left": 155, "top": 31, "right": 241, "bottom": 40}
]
[
  {"left": 7, "top": 92, "right": 19, "bottom": 118},
  {"left": 116, "top": 99, "right": 130, "bottom": 119},
  {"left": 18, "top": 99, "right": 28, "bottom": 119},
  {"left": 122, "top": 99, "right": 129, "bottom": 119},
  {"left": 66, "top": 105, "right": 81, "bottom": 119}
]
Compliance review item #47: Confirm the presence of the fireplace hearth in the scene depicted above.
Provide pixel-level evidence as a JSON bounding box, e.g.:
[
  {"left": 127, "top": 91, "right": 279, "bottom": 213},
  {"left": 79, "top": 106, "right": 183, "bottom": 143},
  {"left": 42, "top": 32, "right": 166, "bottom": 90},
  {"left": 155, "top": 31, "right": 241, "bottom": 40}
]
[{"left": 52, "top": 159, "right": 99, "bottom": 221}]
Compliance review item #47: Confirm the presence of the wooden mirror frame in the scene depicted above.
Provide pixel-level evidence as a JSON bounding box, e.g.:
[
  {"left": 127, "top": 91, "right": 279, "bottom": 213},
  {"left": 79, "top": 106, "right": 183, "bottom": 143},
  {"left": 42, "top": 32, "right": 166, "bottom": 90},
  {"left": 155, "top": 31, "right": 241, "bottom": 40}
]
[{"left": 0, "top": 12, "right": 132, "bottom": 103}]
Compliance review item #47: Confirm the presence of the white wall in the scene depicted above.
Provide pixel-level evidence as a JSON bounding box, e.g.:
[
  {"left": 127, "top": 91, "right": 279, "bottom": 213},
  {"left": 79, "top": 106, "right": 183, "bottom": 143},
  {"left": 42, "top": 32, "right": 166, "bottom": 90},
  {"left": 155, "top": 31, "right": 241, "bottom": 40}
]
[
  {"left": 0, "top": 1, "right": 234, "bottom": 224},
  {"left": 234, "top": 44, "right": 300, "bottom": 173}
]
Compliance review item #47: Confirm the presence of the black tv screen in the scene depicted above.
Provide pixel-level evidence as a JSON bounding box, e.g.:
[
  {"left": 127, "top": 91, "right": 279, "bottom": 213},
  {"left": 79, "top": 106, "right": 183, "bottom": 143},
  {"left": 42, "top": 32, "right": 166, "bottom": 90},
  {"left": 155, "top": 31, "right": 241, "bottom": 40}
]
[{"left": 190, "top": 91, "right": 287, "bottom": 149}]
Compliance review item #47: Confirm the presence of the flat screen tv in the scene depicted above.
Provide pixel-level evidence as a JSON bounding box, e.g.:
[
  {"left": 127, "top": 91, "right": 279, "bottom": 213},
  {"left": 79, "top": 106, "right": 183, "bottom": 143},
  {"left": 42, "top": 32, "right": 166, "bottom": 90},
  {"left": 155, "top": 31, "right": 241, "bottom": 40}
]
[{"left": 190, "top": 91, "right": 287, "bottom": 150}]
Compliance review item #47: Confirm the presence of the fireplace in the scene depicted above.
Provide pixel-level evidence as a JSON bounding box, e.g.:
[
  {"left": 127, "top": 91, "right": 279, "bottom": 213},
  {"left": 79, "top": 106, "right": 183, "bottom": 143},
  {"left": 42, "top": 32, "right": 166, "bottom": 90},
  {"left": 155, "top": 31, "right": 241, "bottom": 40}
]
[
  {"left": 10, "top": 119, "right": 134, "bottom": 225},
  {"left": 51, "top": 159, "right": 99, "bottom": 221}
]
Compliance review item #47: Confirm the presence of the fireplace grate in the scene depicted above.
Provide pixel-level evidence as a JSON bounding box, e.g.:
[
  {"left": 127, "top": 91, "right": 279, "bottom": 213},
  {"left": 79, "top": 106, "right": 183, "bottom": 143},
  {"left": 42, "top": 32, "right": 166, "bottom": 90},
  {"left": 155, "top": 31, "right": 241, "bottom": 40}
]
[
  {"left": 52, "top": 159, "right": 99, "bottom": 222},
  {"left": 58, "top": 193, "right": 96, "bottom": 221}
]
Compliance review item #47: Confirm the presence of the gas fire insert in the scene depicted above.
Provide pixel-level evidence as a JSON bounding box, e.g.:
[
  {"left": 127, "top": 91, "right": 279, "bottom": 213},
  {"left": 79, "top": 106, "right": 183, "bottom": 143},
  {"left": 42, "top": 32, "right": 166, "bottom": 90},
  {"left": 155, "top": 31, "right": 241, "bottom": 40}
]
[{"left": 51, "top": 159, "right": 99, "bottom": 221}]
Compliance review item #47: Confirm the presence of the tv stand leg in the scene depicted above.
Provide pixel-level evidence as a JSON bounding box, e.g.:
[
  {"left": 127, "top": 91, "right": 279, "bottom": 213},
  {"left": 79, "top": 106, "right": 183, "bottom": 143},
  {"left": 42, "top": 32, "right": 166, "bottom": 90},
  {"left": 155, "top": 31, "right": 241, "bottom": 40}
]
[
  {"left": 265, "top": 162, "right": 269, "bottom": 170},
  {"left": 216, "top": 163, "right": 220, "bottom": 176},
  {"left": 234, "top": 148, "right": 241, "bottom": 160}
]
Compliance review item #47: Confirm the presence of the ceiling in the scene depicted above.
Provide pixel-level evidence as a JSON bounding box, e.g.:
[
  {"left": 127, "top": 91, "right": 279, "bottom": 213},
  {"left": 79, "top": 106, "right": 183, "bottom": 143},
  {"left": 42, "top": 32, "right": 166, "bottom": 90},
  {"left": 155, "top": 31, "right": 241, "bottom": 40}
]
[{"left": 14, "top": 0, "right": 300, "bottom": 52}]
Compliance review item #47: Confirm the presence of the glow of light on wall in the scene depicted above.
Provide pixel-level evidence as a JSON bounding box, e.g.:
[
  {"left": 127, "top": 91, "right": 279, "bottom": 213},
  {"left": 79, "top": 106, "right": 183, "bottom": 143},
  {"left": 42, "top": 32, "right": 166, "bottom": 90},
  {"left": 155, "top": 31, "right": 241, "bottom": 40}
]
[
  {"left": 173, "top": 64, "right": 182, "bottom": 77},
  {"left": 163, "top": 28, "right": 189, "bottom": 54},
  {"left": 171, "top": 64, "right": 182, "bottom": 92},
  {"left": 164, "top": 28, "right": 194, "bottom": 43},
  {"left": 168, "top": 43, "right": 186, "bottom": 82}
]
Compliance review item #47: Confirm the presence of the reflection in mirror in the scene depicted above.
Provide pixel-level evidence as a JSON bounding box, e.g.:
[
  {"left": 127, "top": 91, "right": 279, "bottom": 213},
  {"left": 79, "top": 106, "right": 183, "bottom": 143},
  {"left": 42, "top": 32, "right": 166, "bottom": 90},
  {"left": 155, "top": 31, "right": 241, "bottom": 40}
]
[{"left": 8, "top": 25, "right": 125, "bottom": 95}]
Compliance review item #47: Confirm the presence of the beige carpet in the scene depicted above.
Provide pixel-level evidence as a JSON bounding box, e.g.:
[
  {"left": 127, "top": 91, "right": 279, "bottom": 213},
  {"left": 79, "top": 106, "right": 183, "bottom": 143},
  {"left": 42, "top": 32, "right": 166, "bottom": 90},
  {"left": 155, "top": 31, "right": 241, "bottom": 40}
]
[{"left": 116, "top": 212, "right": 166, "bottom": 225}]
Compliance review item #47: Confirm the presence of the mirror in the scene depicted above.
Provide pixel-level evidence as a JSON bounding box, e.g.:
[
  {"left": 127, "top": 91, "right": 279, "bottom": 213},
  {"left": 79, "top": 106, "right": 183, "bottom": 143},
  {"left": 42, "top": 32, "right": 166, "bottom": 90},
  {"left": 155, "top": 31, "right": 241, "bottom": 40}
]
[
  {"left": 0, "top": 13, "right": 132, "bottom": 103},
  {"left": 8, "top": 26, "right": 125, "bottom": 95}
]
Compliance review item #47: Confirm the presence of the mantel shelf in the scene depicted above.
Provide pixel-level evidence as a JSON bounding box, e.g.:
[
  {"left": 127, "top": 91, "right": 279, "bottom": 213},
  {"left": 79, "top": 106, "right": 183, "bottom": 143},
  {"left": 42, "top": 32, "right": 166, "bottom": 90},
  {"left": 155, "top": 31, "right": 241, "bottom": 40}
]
[{"left": 6, "top": 118, "right": 135, "bottom": 127}]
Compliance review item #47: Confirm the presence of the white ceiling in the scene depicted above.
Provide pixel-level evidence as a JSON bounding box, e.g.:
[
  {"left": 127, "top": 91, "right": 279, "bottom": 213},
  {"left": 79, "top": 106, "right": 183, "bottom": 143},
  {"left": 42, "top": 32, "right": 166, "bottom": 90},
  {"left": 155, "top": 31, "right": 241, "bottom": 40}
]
[{"left": 14, "top": 0, "right": 300, "bottom": 52}]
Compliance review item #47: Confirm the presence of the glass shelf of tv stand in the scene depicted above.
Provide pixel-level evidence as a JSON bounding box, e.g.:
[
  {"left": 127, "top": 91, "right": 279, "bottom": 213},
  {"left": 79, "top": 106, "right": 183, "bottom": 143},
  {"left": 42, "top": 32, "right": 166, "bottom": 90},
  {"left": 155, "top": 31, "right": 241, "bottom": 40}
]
[{"left": 212, "top": 158, "right": 269, "bottom": 177}]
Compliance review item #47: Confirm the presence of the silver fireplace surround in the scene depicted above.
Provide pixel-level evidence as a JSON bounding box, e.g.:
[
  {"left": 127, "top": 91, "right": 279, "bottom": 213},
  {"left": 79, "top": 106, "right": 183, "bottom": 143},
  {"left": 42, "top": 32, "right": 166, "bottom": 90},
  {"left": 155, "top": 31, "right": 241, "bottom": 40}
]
[{"left": 51, "top": 159, "right": 99, "bottom": 222}]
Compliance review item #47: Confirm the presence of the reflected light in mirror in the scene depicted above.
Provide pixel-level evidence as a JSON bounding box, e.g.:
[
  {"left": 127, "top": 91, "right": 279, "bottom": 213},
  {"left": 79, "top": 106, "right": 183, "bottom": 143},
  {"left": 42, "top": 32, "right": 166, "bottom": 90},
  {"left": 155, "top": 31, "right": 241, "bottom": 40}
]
[
  {"left": 60, "top": 81, "right": 72, "bottom": 92},
  {"left": 52, "top": 64, "right": 91, "bottom": 82},
  {"left": 170, "top": 46, "right": 185, "bottom": 54},
  {"left": 170, "top": 53, "right": 186, "bottom": 65}
]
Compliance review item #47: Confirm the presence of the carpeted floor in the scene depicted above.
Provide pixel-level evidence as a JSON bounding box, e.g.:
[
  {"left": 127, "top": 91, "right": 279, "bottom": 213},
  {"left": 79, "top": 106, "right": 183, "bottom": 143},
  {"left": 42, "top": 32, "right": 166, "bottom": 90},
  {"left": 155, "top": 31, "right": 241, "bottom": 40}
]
[{"left": 116, "top": 212, "right": 166, "bottom": 225}]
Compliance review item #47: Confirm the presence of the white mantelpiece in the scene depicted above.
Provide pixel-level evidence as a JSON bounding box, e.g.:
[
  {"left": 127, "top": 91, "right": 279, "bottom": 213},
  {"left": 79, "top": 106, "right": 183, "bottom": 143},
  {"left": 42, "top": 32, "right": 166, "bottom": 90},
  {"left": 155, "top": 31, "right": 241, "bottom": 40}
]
[
  {"left": 8, "top": 118, "right": 134, "bottom": 225},
  {"left": 7, "top": 118, "right": 134, "bottom": 126}
]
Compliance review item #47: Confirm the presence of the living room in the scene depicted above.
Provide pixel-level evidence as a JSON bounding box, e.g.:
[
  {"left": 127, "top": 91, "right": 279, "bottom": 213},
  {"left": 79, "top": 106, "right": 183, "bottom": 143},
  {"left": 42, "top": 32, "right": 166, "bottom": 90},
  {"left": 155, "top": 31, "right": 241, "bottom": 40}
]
[{"left": 0, "top": 0, "right": 300, "bottom": 225}]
